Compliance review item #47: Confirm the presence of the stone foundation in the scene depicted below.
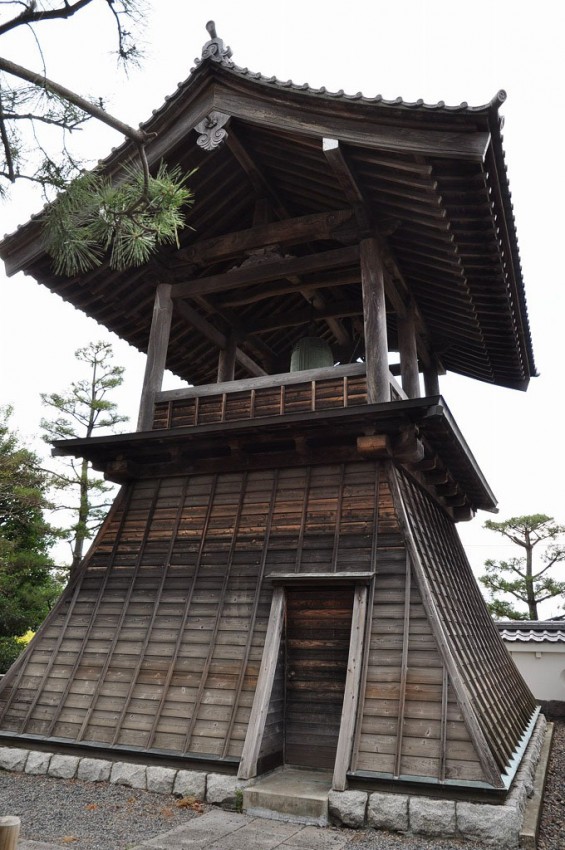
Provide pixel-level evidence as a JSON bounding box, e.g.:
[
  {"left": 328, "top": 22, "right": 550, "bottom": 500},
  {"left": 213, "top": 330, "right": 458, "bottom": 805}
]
[
  {"left": 0, "top": 714, "right": 547, "bottom": 847},
  {"left": 329, "top": 714, "right": 548, "bottom": 849}
]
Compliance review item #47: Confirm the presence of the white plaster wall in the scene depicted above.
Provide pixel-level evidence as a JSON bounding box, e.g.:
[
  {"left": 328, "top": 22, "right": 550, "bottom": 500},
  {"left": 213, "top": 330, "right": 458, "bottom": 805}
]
[{"left": 505, "top": 642, "right": 565, "bottom": 701}]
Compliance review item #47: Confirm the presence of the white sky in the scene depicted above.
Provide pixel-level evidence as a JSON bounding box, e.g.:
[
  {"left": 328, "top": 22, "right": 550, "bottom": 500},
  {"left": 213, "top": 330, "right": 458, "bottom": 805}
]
[{"left": 1, "top": 1, "right": 564, "bottom": 613}]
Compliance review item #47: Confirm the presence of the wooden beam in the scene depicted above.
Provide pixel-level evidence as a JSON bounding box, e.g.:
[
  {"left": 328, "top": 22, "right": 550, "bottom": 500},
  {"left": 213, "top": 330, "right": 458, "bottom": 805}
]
[
  {"left": 222, "top": 270, "right": 361, "bottom": 307},
  {"left": 333, "top": 584, "right": 368, "bottom": 791},
  {"left": 178, "top": 209, "right": 357, "bottom": 266},
  {"left": 137, "top": 284, "right": 173, "bottom": 432},
  {"left": 216, "top": 87, "right": 491, "bottom": 161},
  {"left": 424, "top": 365, "right": 441, "bottom": 396},
  {"left": 170, "top": 245, "right": 360, "bottom": 300},
  {"left": 360, "top": 238, "right": 390, "bottom": 403},
  {"left": 245, "top": 299, "right": 363, "bottom": 334},
  {"left": 238, "top": 587, "right": 285, "bottom": 780},
  {"left": 398, "top": 303, "right": 421, "bottom": 398},
  {"left": 175, "top": 300, "right": 267, "bottom": 378},
  {"left": 226, "top": 125, "right": 289, "bottom": 219},
  {"left": 217, "top": 332, "right": 237, "bottom": 382}
]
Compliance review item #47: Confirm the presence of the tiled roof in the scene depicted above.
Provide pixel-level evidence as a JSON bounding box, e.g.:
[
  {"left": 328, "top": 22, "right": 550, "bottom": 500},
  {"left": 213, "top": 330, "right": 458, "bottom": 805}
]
[{"left": 497, "top": 622, "right": 565, "bottom": 643}]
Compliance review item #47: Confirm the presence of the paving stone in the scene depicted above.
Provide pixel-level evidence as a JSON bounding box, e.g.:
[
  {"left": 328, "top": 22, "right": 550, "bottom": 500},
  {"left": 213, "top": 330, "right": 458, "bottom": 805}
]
[
  {"left": 24, "top": 750, "right": 52, "bottom": 775},
  {"left": 173, "top": 768, "right": 207, "bottom": 800},
  {"left": 409, "top": 796, "right": 456, "bottom": 836},
  {"left": 146, "top": 765, "right": 177, "bottom": 794},
  {"left": 0, "top": 746, "right": 29, "bottom": 772},
  {"left": 110, "top": 760, "right": 147, "bottom": 789},
  {"left": 76, "top": 757, "right": 112, "bottom": 782},
  {"left": 457, "top": 801, "right": 521, "bottom": 848},
  {"left": 328, "top": 790, "right": 367, "bottom": 828},
  {"left": 281, "top": 825, "right": 353, "bottom": 848},
  {"left": 367, "top": 791, "right": 408, "bottom": 832},
  {"left": 47, "top": 754, "right": 80, "bottom": 779}
]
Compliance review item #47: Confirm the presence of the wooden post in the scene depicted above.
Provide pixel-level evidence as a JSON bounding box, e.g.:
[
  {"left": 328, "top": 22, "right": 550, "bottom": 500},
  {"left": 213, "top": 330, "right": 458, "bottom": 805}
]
[
  {"left": 360, "top": 238, "right": 390, "bottom": 403},
  {"left": 398, "top": 304, "right": 420, "bottom": 398},
  {"left": 238, "top": 587, "right": 284, "bottom": 780},
  {"left": 333, "top": 584, "right": 368, "bottom": 791},
  {"left": 217, "top": 332, "right": 237, "bottom": 383},
  {"left": 424, "top": 364, "right": 440, "bottom": 396},
  {"left": 137, "top": 284, "right": 173, "bottom": 432},
  {"left": 0, "top": 817, "right": 20, "bottom": 850}
]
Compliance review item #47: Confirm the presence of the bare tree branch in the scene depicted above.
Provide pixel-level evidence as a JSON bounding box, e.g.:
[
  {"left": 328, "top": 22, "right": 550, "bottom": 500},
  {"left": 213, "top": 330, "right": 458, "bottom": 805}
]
[
  {"left": 0, "top": 54, "right": 146, "bottom": 143},
  {"left": 0, "top": 0, "right": 95, "bottom": 37}
]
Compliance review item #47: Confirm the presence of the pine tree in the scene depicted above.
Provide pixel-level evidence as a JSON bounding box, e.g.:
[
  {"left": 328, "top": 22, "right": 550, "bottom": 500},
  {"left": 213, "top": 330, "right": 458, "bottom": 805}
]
[
  {"left": 480, "top": 515, "right": 565, "bottom": 620},
  {"left": 41, "top": 341, "right": 128, "bottom": 572}
]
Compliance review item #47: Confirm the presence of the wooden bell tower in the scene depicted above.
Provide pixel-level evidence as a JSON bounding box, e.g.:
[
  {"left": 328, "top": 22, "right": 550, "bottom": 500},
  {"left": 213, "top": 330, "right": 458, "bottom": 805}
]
[{"left": 0, "top": 24, "right": 537, "bottom": 796}]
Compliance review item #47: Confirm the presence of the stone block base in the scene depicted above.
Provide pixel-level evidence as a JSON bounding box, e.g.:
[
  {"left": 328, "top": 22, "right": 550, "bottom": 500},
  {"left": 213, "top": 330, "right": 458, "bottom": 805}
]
[
  {"left": 0, "top": 714, "right": 547, "bottom": 847},
  {"left": 329, "top": 714, "right": 547, "bottom": 849}
]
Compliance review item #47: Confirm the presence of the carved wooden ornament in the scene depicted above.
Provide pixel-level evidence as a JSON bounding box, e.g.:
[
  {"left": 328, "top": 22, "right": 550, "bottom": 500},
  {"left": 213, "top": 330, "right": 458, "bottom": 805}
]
[{"left": 194, "top": 111, "right": 230, "bottom": 151}]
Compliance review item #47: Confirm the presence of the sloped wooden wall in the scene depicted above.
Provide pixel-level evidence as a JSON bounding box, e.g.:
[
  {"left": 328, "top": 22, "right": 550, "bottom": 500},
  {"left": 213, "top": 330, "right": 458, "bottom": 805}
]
[{"left": 0, "top": 460, "right": 535, "bottom": 788}]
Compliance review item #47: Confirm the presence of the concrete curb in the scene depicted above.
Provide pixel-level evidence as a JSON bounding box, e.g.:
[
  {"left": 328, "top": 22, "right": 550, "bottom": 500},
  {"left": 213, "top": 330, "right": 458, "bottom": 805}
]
[{"left": 520, "top": 721, "right": 554, "bottom": 850}]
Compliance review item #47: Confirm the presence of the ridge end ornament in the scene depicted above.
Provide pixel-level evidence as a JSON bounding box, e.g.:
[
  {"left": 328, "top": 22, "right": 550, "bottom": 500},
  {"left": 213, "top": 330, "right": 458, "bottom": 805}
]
[
  {"left": 194, "top": 111, "right": 230, "bottom": 151},
  {"left": 197, "top": 20, "right": 233, "bottom": 66}
]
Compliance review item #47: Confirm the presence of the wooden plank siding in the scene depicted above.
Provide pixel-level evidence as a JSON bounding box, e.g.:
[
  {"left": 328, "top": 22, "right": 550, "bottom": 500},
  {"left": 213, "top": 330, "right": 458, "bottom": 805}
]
[
  {"left": 0, "top": 458, "right": 535, "bottom": 789},
  {"left": 0, "top": 463, "right": 378, "bottom": 760},
  {"left": 353, "top": 463, "right": 487, "bottom": 784},
  {"left": 395, "top": 467, "right": 537, "bottom": 775}
]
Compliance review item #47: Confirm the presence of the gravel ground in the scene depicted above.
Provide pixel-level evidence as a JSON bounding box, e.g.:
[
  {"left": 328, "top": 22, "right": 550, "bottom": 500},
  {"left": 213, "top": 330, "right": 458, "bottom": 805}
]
[
  {"left": 537, "top": 719, "right": 565, "bottom": 850},
  {"left": 0, "top": 723, "right": 561, "bottom": 850}
]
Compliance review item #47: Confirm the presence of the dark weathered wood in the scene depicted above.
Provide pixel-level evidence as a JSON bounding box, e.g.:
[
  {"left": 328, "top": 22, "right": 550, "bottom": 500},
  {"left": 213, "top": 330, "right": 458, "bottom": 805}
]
[
  {"left": 424, "top": 365, "right": 441, "bottom": 396},
  {"left": 394, "top": 554, "right": 411, "bottom": 778},
  {"left": 179, "top": 210, "right": 356, "bottom": 265},
  {"left": 170, "top": 245, "right": 360, "bottom": 300},
  {"left": 175, "top": 300, "right": 267, "bottom": 378},
  {"left": 360, "top": 238, "right": 390, "bottom": 403},
  {"left": 217, "top": 332, "right": 237, "bottom": 383},
  {"left": 285, "top": 587, "right": 354, "bottom": 769},
  {"left": 156, "top": 362, "right": 366, "bottom": 401},
  {"left": 390, "top": 468, "right": 504, "bottom": 788},
  {"left": 137, "top": 285, "right": 173, "bottom": 432},
  {"left": 333, "top": 584, "right": 368, "bottom": 790},
  {"left": 398, "top": 305, "right": 421, "bottom": 399},
  {"left": 238, "top": 587, "right": 285, "bottom": 780},
  {"left": 216, "top": 87, "right": 491, "bottom": 161}
]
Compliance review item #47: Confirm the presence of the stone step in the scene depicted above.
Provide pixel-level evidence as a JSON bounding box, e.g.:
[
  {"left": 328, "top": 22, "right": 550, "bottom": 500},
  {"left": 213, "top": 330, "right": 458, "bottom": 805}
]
[{"left": 243, "top": 767, "right": 333, "bottom": 826}]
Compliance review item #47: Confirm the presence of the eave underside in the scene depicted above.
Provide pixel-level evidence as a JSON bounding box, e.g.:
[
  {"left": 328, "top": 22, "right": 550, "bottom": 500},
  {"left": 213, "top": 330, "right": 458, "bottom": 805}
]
[{"left": 1, "top": 72, "right": 534, "bottom": 390}]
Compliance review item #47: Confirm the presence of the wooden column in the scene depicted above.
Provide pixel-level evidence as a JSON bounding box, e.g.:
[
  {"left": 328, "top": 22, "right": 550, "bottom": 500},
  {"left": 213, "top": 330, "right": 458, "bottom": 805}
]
[
  {"left": 0, "top": 817, "right": 20, "bottom": 850},
  {"left": 333, "top": 584, "right": 368, "bottom": 791},
  {"left": 217, "top": 332, "right": 237, "bottom": 383},
  {"left": 238, "top": 587, "right": 285, "bottom": 780},
  {"left": 424, "top": 364, "right": 441, "bottom": 396},
  {"left": 360, "top": 238, "right": 390, "bottom": 403},
  {"left": 137, "top": 284, "right": 173, "bottom": 432},
  {"left": 398, "top": 304, "right": 421, "bottom": 398}
]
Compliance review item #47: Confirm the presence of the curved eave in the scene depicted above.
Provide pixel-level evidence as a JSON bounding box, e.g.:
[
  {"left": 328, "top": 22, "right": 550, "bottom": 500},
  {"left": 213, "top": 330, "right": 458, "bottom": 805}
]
[{"left": 0, "top": 57, "right": 535, "bottom": 390}]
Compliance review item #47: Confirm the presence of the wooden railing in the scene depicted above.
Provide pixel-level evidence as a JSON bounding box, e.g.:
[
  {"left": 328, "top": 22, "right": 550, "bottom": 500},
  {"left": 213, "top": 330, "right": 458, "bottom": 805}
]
[{"left": 152, "top": 364, "right": 406, "bottom": 431}]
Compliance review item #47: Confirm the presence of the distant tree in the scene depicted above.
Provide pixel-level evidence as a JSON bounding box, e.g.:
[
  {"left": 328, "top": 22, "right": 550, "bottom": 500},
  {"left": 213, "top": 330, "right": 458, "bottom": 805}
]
[
  {"left": 0, "top": 406, "right": 63, "bottom": 672},
  {"left": 0, "top": 1, "right": 194, "bottom": 273},
  {"left": 41, "top": 340, "right": 128, "bottom": 572},
  {"left": 480, "top": 515, "right": 565, "bottom": 620}
]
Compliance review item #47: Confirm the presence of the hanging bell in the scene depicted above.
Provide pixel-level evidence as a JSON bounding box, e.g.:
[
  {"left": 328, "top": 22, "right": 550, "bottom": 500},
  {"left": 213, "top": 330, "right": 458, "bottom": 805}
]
[{"left": 290, "top": 336, "right": 334, "bottom": 372}]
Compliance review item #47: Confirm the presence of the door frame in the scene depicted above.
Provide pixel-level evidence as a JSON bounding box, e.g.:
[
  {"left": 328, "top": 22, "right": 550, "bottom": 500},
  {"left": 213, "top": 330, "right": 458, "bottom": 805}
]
[{"left": 238, "top": 574, "right": 371, "bottom": 787}]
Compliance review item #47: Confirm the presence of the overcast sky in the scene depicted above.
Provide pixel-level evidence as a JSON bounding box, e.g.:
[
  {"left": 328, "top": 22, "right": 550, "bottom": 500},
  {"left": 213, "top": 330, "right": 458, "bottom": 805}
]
[{"left": 1, "top": 1, "right": 564, "bottom": 613}]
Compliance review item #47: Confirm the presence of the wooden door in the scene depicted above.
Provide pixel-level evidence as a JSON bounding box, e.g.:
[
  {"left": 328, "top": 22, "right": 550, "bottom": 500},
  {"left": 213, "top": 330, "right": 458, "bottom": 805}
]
[{"left": 284, "top": 586, "right": 354, "bottom": 769}]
